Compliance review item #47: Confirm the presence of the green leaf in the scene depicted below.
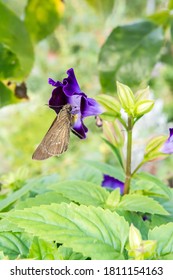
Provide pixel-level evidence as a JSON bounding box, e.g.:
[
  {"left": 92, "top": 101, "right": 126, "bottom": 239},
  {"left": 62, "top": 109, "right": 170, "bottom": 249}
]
[
  {"left": 131, "top": 172, "right": 171, "bottom": 199},
  {"left": 0, "top": 2, "right": 34, "bottom": 79},
  {"left": 56, "top": 245, "right": 86, "bottom": 260},
  {"left": 118, "top": 194, "right": 169, "bottom": 215},
  {"left": 84, "top": 160, "right": 125, "bottom": 182},
  {"left": 147, "top": 10, "right": 170, "bottom": 27},
  {"left": 0, "top": 175, "right": 59, "bottom": 212},
  {"left": 168, "top": 0, "right": 173, "bottom": 9},
  {"left": 0, "top": 232, "right": 30, "bottom": 259},
  {"left": 0, "top": 81, "right": 17, "bottom": 107},
  {"left": 151, "top": 189, "right": 173, "bottom": 227},
  {"left": 49, "top": 180, "right": 109, "bottom": 207},
  {"left": 28, "top": 237, "right": 58, "bottom": 260},
  {"left": 149, "top": 223, "right": 173, "bottom": 256},
  {"left": 99, "top": 21, "right": 164, "bottom": 92},
  {"left": 85, "top": 0, "right": 115, "bottom": 18},
  {"left": 15, "top": 192, "right": 71, "bottom": 210},
  {"left": 5, "top": 203, "right": 129, "bottom": 260},
  {"left": 25, "top": 0, "right": 64, "bottom": 43}
]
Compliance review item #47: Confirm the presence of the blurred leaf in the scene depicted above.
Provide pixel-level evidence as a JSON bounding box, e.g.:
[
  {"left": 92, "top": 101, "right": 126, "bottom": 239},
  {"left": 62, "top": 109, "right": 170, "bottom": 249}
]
[
  {"left": 131, "top": 172, "right": 171, "bottom": 199},
  {"left": 70, "top": 164, "right": 103, "bottom": 185},
  {"left": 84, "top": 160, "right": 125, "bottom": 181},
  {"left": 102, "top": 138, "right": 124, "bottom": 170},
  {"left": 149, "top": 223, "right": 173, "bottom": 256},
  {"left": 168, "top": 0, "right": 173, "bottom": 9},
  {"left": 85, "top": 0, "right": 115, "bottom": 18},
  {"left": 0, "top": 1, "right": 34, "bottom": 79},
  {"left": 0, "top": 232, "right": 29, "bottom": 259},
  {"left": 147, "top": 10, "right": 170, "bottom": 28},
  {"left": 0, "top": 175, "right": 59, "bottom": 212},
  {"left": 0, "top": 81, "right": 18, "bottom": 107},
  {"left": 25, "top": 0, "right": 64, "bottom": 43},
  {"left": 49, "top": 180, "right": 109, "bottom": 207},
  {"left": 28, "top": 237, "right": 58, "bottom": 260},
  {"left": 5, "top": 203, "right": 129, "bottom": 259},
  {"left": 99, "top": 21, "right": 164, "bottom": 92},
  {"left": 118, "top": 194, "right": 169, "bottom": 215}
]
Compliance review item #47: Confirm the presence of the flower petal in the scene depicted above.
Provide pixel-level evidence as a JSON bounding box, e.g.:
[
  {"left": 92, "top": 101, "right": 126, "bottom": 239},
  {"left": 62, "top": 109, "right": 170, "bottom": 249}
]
[
  {"left": 102, "top": 174, "right": 124, "bottom": 194},
  {"left": 81, "top": 96, "right": 103, "bottom": 117},
  {"left": 63, "top": 68, "right": 83, "bottom": 96},
  {"left": 161, "top": 128, "right": 173, "bottom": 154},
  {"left": 49, "top": 86, "right": 67, "bottom": 114},
  {"left": 72, "top": 114, "right": 88, "bottom": 139}
]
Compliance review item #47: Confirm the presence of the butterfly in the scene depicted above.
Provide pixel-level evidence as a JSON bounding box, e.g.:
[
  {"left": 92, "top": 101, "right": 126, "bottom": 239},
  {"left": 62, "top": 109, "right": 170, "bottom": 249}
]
[{"left": 32, "top": 104, "right": 73, "bottom": 160}]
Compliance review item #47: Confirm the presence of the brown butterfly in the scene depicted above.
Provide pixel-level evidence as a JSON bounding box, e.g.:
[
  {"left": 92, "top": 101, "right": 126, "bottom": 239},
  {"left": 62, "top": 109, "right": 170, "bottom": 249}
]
[{"left": 32, "top": 104, "right": 73, "bottom": 160}]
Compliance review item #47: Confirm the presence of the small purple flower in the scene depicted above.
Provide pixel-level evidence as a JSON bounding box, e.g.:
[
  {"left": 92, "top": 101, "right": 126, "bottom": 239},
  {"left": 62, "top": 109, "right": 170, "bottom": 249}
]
[
  {"left": 161, "top": 128, "right": 173, "bottom": 154},
  {"left": 48, "top": 68, "right": 103, "bottom": 139},
  {"left": 102, "top": 174, "right": 124, "bottom": 194}
]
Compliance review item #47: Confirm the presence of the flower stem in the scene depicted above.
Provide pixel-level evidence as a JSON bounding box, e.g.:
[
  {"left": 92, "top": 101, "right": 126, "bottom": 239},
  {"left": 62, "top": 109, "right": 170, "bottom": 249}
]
[
  {"left": 131, "top": 160, "right": 145, "bottom": 177},
  {"left": 124, "top": 117, "right": 133, "bottom": 194}
]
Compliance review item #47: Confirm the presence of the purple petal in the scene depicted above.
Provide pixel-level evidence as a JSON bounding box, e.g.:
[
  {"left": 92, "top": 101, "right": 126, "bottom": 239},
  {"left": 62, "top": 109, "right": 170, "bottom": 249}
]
[
  {"left": 161, "top": 128, "right": 173, "bottom": 154},
  {"left": 102, "top": 174, "right": 124, "bottom": 194},
  {"left": 48, "top": 78, "right": 62, "bottom": 87},
  {"left": 63, "top": 68, "right": 82, "bottom": 96},
  {"left": 72, "top": 114, "right": 88, "bottom": 139},
  {"left": 49, "top": 86, "right": 67, "bottom": 114},
  {"left": 81, "top": 96, "right": 103, "bottom": 117}
]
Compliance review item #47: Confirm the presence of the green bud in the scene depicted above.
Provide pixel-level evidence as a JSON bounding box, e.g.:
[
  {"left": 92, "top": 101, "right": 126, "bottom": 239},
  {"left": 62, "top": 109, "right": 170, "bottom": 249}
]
[
  {"left": 96, "top": 95, "right": 121, "bottom": 117},
  {"left": 129, "top": 224, "right": 142, "bottom": 249},
  {"left": 142, "top": 240, "right": 157, "bottom": 259},
  {"left": 128, "top": 224, "right": 156, "bottom": 260},
  {"left": 105, "top": 189, "right": 120, "bottom": 209},
  {"left": 135, "top": 86, "right": 150, "bottom": 102},
  {"left": 116, "top": 81, "right": 135, "bottom": 116},
  {"left": 144, "top": 135, "right": 168, "bottom": 161},
  {"left": 134, "top": 100, "right": 154, "bottom": 117}
]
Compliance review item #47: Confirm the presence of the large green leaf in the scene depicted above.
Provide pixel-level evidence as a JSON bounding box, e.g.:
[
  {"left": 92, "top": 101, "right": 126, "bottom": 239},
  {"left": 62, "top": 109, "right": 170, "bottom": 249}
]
[
  {"left": 25, "top": 0, "right": 64, "bottom": 43},
  {"left": 0, "top": 232, "right": 29, "bottom": 259},
  {"left": 149, "top": 223, "right": 173, "bottom": 256},
  {"left": 118, "top": 194, "right": 169, "bottom": 215},
  {"left": 99, "top": 21, "right": 164, "bottom": 92},
  {"left": 0, "top": 2, "right": 34, "bottom": 79},
  {"left": 49, "top": 180, "right": 109, "bottom": 207},
  {"left": 5, "top": 203, "right": 129, "bottom": 259}
]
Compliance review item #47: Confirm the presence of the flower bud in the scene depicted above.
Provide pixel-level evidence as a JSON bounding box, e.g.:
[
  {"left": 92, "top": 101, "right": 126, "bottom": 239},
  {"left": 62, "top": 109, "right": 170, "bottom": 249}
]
[
  {"left": 116, "top": 81, "right": 135, "bottom": 116},
  {"left": 134, "top": 100, "right": 154, "bottom": 117}
]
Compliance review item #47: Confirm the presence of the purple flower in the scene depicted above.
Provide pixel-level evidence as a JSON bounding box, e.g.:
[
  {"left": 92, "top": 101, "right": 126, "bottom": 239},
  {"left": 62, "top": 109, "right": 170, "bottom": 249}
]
[
  {"left": 48, "top": 68, "right": 103, "bottom": 139},
  {"left": 102, "top": 174, "right": 124, "bottom": 194},
  {"left": 161, "top": 128, "right": 173, "bottom": 154}
]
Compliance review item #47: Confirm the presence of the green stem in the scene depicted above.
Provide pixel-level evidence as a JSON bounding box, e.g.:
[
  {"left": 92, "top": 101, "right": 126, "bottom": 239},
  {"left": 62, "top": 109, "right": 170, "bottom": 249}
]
[
  {"left": 124, "top": 117, "right": 133, "bottom": 194},
  {"left": 131, "top": 160, "right": 145, "bottom": 177}
]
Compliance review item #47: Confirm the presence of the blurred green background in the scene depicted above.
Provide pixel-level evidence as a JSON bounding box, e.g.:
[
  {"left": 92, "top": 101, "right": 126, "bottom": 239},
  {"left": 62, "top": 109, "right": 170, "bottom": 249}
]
[{"left": 0, "top": 0, "right": 173, "bottom": 194}]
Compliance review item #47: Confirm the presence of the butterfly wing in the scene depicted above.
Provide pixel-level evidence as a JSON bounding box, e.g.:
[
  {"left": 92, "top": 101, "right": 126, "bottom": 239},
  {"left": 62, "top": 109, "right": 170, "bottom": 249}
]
[{"left": 32, "top": 108, "right": 71, "bottom": 160}]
